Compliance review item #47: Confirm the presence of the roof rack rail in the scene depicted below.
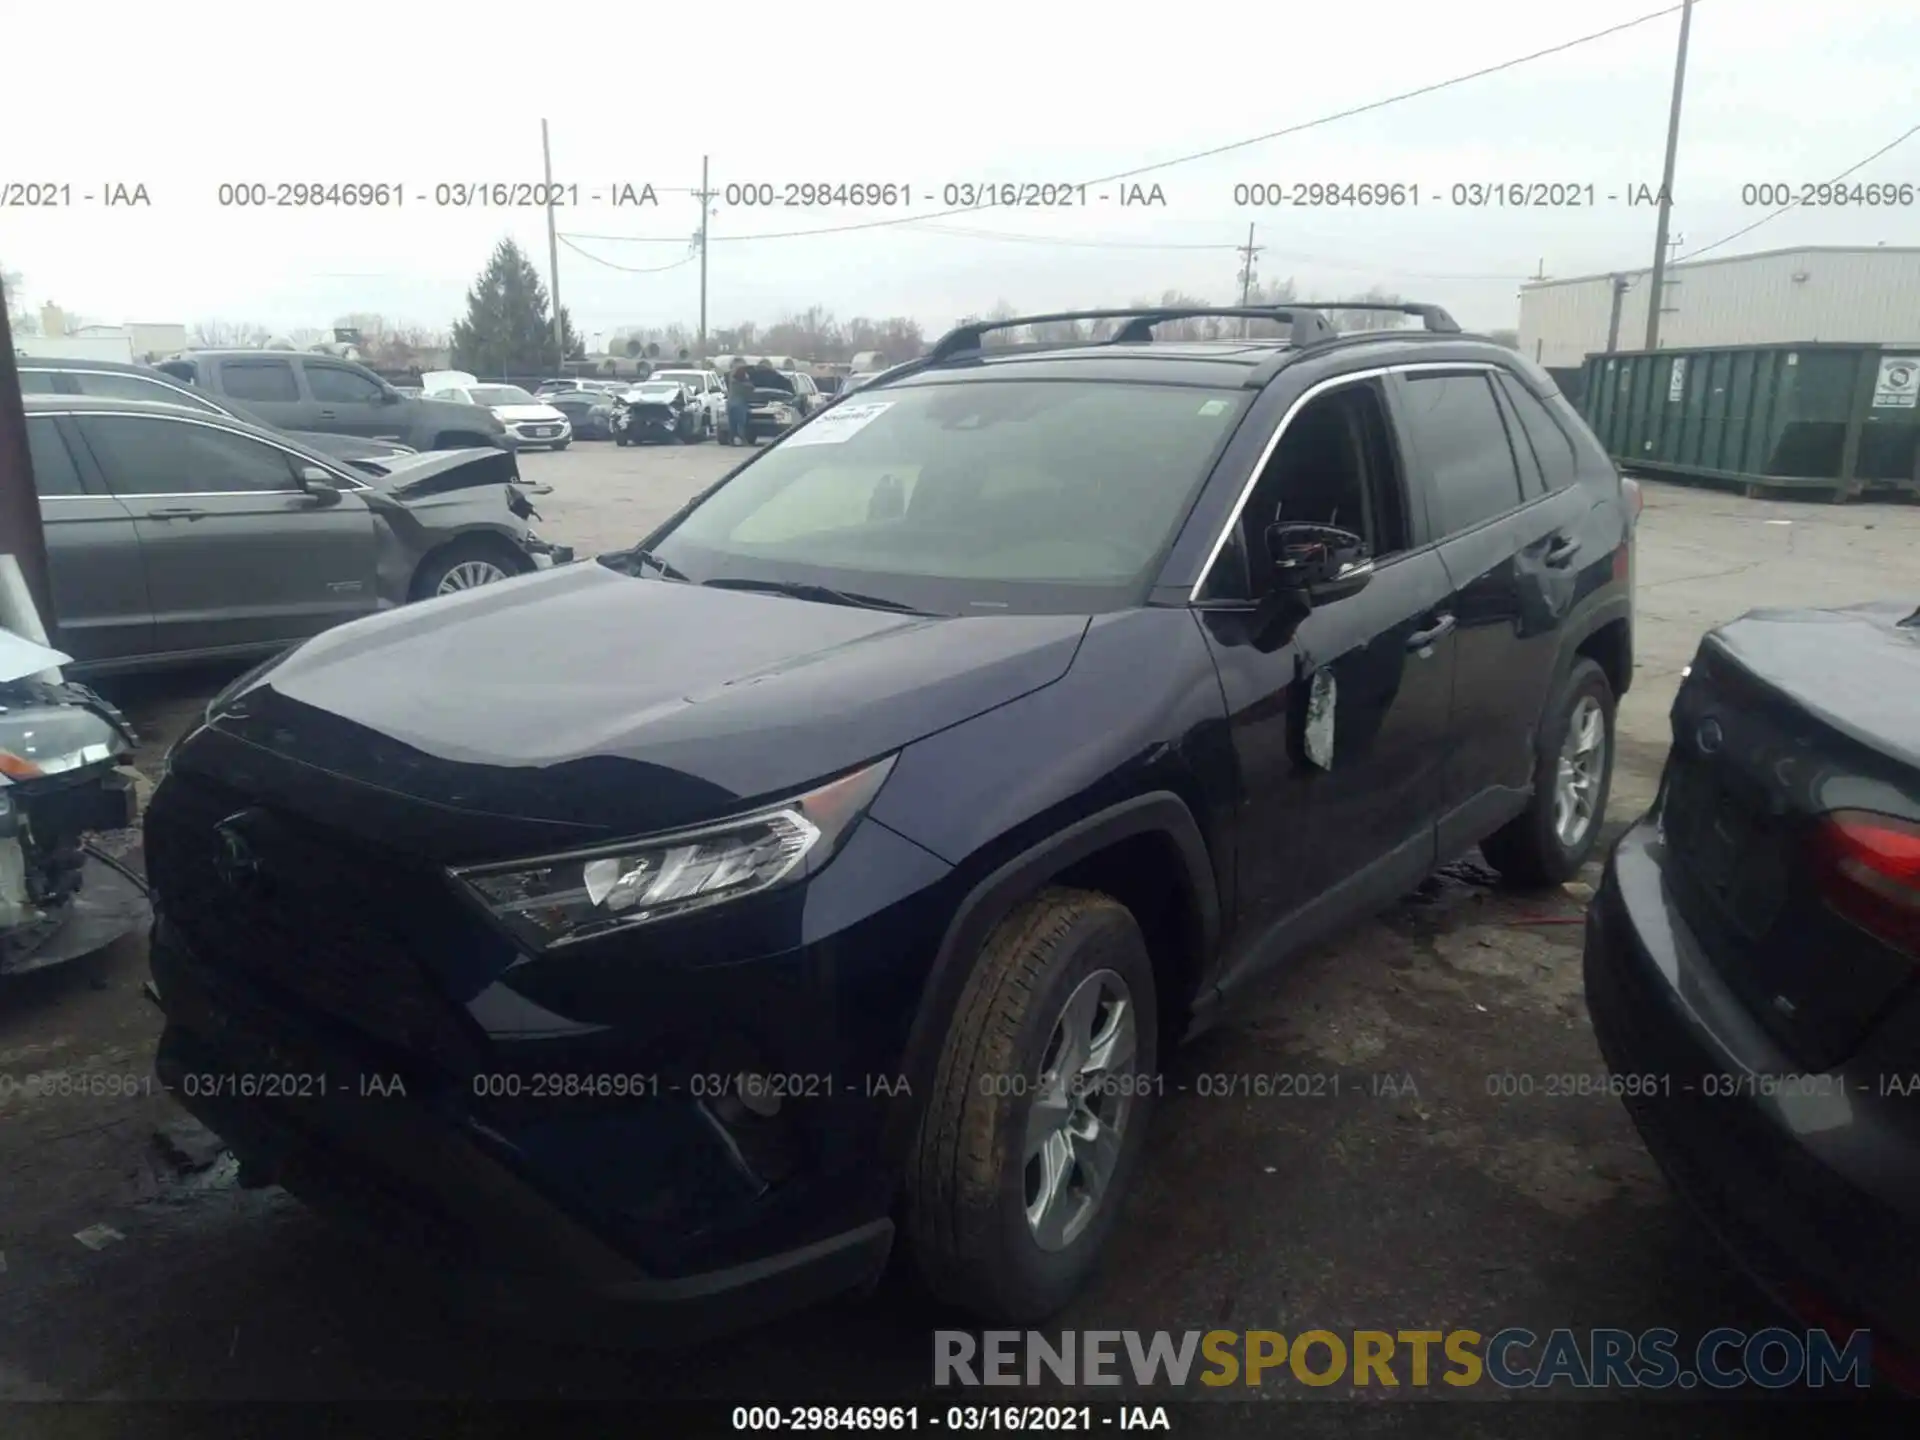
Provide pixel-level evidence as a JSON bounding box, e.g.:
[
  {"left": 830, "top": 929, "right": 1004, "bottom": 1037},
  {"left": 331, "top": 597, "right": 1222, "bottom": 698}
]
[
  {"left": 926, "top": 306, "right": 1344, "bottom": 361},
  {"left": 1288, "top": 301, "right": 1462, "bottom": 334},
  {"left": 857, "top": 302, "right": 1466, "bottom": 395}
]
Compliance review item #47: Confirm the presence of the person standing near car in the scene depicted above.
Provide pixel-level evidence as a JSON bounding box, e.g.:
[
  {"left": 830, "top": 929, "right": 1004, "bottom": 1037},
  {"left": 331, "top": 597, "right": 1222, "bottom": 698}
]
[{"left": 726, "top": 361, "right": 756, "bottom": 446}]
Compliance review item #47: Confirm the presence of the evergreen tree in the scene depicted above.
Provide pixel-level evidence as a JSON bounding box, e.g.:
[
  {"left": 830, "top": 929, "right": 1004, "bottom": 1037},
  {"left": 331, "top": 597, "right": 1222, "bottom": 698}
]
[{"left": 450, "top": 238, "right": 581, "bottom": 374}]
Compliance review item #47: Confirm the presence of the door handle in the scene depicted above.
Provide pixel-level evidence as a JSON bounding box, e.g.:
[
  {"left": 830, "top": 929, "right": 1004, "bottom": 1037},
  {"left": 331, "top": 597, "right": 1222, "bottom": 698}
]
[
  {"left": 316, "top": 409, "right": 338, "bottom": 419},
  {"left": 1544, "top": 533, "right": 1582, "bottom": 568},
  {"left": 1406, "top": 613, "right": 1456, "bottom": 652},
  {"left": 145, "top": 506, "right": 207, "bottom": 521}
]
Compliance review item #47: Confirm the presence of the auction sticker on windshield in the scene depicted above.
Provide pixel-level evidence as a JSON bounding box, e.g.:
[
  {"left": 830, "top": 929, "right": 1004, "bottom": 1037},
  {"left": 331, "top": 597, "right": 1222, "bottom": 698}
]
[{"left": 783, "top": 401, "right": 895, "bottom": 446}]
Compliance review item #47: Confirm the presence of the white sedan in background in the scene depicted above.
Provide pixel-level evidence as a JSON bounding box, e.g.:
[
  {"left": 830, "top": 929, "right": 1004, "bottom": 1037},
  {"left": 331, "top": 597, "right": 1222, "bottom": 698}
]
[{"left": 426, "top": 382, "right": 573, "bottom": 451}]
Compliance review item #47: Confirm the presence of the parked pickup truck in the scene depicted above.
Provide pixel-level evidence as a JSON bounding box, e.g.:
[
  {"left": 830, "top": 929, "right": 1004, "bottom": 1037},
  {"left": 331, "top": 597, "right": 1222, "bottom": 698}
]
[{"left": 153, "top": 350, "right": 510, "bottom": 452}]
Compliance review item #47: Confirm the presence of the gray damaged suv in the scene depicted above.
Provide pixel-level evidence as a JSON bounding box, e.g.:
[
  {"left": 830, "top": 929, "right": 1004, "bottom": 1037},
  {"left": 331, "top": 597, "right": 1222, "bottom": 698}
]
[{"left": 25, "top": 395, "right": 572, "bottom": 677}]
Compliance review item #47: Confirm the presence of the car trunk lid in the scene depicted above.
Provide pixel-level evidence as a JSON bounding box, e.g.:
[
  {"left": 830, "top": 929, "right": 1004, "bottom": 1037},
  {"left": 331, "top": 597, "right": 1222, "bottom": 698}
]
[{"left": 1661, "top": 601, "right": 1920, "bottom": 1070}]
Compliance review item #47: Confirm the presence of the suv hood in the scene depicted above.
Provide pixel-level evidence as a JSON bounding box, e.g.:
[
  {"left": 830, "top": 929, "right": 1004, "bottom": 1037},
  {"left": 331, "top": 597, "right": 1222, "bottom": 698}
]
[
  {"left": 191, "top": 562, "right": 1089, "bottom": 858},
  {"left": 491, "top": 402, "right": 567, "bottom": 423}
]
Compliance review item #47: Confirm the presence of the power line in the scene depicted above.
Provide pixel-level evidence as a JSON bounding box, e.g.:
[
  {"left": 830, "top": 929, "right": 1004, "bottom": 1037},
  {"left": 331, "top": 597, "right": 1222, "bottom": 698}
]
[
  {"left": 557, "top": 234, "right": 696, "bottom": 274},
  {"left": 1673, "top": 121, "right": 1920, "bottom": 264},
  {"left": 558, "top": 3, "right": 1695, "bottom": 249}
]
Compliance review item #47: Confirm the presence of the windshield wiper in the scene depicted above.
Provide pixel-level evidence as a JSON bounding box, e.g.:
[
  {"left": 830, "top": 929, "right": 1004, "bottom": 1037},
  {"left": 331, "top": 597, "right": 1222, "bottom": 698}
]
[
  {"left": 600, "top": 546, "right": 690, "bottom": 581},
  {"left": 699, "top": 577, "right": 934, "bottom": 615}
]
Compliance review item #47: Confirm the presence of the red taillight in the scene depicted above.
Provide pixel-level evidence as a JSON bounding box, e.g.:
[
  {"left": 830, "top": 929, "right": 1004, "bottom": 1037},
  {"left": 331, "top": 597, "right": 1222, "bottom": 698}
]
[{"left": 1809, "top": 811, "right": 1920, "bottom": 957}]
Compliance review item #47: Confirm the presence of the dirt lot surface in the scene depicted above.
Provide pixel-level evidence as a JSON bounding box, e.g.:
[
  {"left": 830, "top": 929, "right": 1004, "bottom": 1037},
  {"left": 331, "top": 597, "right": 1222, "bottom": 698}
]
[{"left": 4, "top": 439, "right": 1918, "bottom": 1429}]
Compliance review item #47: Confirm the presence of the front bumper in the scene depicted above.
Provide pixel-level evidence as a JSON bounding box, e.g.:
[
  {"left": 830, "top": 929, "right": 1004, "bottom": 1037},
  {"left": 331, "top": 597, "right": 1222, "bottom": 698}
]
[
  {"left": 137, "top": 758, "right": 956, "bottom": 1342},
  {"left": 148, "top": 929, "right": 892, "bottom": 1346},
  {"left": 1584, "top": 818, "right": 1920, "bottom": 1375},
  {"left": 521, "top": 534, "right": 576, "bottom": 569},
  {"left": 504, "top": 420, "right": 571, "bottom": 448}
]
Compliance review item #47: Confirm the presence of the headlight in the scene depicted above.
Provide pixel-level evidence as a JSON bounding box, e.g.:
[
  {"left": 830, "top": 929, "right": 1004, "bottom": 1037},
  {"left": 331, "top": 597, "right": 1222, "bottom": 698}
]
[
  {"left": 0, "top": 706, "right": 125, "bottom": 779},
  {"left": 449, "top": 754, "right": 897, "bottom": 952}
]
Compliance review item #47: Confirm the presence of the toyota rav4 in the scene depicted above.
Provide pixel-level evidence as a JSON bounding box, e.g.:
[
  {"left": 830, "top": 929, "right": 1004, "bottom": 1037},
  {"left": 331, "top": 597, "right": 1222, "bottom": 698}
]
[{"left": 144, "top": 304, "right": 1637, "bottom": 1343}]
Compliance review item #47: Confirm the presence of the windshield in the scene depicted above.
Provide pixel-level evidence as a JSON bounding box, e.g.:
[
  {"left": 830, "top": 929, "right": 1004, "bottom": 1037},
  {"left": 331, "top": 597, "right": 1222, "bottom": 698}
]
[
  {"left": 653, "top": 372, "right": 702, "bottom": 387},
  {"left": 472, "top": 385, "right": 537, "bottom": 406},
  {"left": 632, "top": 383, "right": 683, "bottom": 398},
  {"left": 641, "top": 379, "right": 1248, "bottom": 615}
]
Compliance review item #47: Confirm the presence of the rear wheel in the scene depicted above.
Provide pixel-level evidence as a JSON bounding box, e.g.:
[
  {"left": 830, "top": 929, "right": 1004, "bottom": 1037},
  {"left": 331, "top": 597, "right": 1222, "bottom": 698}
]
[
  {"left": 1481, "top": 657, "right": 1616, "bottom": 886},
  {"left": 410, "top": 537, "right": 533, "bottom": 601},
  {"left": 907, "top": 887, "right": 1158, "bottom": 1323}
]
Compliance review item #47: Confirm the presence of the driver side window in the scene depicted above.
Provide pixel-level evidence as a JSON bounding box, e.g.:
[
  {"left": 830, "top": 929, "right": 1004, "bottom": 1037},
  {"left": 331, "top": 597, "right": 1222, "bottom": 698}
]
[{"left": 1205, "top": 379, "right": 1408, "bottom": 602}]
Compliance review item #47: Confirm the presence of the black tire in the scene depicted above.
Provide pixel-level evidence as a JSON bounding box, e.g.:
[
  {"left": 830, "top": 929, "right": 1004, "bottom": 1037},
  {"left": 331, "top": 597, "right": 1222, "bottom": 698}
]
[
  {"left": 409, "top": 535, "right": 533, "bottom": 602},
  {"left": 615, "top": 434, "right": 630, "bottom": 447},
  {"left": 1480, "top": 656, "right": 1616, "bottom": 887},
  {"left": 552, "top": 440, "right": 570, "bottom": 451},
  {"left": 907, "top": 887, "right": 1158, "bottom": 1324}
]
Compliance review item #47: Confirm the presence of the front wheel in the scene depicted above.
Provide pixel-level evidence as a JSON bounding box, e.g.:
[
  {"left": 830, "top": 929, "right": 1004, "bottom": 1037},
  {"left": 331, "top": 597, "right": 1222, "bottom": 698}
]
[
  {"left": 1481, "top": 656, "right": 1616, "bottom": 886},
  {"left": 614, "top": 434, "right": 630, "bottom": 447},
  {"left": 410, "top": 537, "right": 533, "bottom": 601},
  {"left": 907, "top": 887, "right": 1158, "bottom": 1324},
  {"left": 552, "top": 440, "right": 570, "bottom": 451}
]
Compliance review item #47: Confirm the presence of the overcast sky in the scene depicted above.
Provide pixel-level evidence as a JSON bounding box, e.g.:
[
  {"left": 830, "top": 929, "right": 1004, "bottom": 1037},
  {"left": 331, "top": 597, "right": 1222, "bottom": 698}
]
[{"left": 4, "top": 0, "right": 1915, "bottom": 343}]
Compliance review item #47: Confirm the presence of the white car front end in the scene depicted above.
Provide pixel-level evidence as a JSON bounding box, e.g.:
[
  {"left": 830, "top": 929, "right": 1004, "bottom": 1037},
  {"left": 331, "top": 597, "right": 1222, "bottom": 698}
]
[{"left": 492, "top": 403, "right": 573, "bottom": 449}]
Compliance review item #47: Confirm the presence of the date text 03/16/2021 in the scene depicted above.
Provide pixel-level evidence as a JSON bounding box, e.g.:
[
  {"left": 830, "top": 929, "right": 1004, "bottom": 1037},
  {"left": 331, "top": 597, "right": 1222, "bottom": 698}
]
[{"left": 730, "top": 1405, "right": 1172, "bottom": 1431}]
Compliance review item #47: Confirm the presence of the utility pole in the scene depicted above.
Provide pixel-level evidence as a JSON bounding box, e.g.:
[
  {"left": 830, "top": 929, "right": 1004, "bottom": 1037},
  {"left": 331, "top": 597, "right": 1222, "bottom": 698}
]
[
  {"left": 1644, "top": 0, "right": 1694, "bottom": 350},
  {"left": 1605, "top": 273, "right": 1630, "bottom": 351},
  {"left": 696, "top": 155, "right": 715, "bottom": 359},
  {"left": 541, "top": 120, "right": 564, "bottom": 363},
  {"left": 1236, "top": 223, "right": 1261, "bottom": 337}
]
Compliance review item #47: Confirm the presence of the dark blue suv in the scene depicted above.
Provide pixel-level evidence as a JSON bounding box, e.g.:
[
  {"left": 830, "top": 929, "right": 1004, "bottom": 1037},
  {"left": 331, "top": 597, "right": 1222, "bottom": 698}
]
[{"left": 144, "top": 305, "right": 1637, "bottom": 1341}]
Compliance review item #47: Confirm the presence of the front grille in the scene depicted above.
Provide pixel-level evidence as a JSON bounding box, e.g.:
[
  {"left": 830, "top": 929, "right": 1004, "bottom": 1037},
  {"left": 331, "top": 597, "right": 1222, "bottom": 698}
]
[
  {"left": 144, "top": 775, "right": 478, "bottom": 1077},
  {"left": 1662, "top": 755, "right": 1790, "bottom": 941}
]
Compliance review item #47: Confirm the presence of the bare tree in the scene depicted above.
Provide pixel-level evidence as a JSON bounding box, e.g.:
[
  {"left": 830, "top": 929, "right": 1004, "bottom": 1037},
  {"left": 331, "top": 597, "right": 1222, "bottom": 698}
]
[
  {"left": 1326, "top": 285, "right": 1410, "bottom": 333},
  {"left": 2, "top": 267, "right": 36, "bottom": 335},
  {"left": 190, "top": 319, "right": 271, "bottom": 347}
]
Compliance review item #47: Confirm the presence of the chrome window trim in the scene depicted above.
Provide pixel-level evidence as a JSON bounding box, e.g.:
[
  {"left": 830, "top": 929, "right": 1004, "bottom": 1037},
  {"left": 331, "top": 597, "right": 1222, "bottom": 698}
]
[
  {"left": 1187, "top": 360, "right": 1506, "bottom": 604},
  {"left": 39, "top": 407, "right": 373, "bottom": 496}
]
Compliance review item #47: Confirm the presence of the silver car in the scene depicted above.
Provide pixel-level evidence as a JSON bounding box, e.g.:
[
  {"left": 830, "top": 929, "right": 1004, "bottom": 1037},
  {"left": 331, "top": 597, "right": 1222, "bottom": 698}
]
[{"left": 25, "top": 395, "right": 573, "bottom": 677}]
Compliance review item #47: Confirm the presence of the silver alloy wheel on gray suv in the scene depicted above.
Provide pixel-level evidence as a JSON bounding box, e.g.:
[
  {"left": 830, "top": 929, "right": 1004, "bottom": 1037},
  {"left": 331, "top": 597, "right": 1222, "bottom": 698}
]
[{"left": 436, "top": 559, "right": 513, "bottom": 594}]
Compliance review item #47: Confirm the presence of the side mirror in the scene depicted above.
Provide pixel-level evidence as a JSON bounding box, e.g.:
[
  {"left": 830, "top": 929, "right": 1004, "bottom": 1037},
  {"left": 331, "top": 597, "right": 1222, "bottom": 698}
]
[
  {"left": 1265, "top": 522, "right": 1373, "bottom": 605},
  {"left": 380, "top": 388, "right": 403, "bottom": 404},
  {"left": 298, "top": 466, "right": 342, "bottom": 505}
]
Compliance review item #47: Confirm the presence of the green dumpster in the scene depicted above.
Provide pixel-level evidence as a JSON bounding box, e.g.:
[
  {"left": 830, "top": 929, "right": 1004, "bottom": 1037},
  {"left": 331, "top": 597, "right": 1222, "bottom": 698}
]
[{"left": 1579, "top": 343, "right": 1920, "bottom": 501}]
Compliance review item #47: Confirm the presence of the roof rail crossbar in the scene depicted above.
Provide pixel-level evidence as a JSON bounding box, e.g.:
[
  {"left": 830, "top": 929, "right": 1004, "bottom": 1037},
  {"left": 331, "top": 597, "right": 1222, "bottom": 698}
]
[
  {"left": 1289, "top": 301, "right": 1462, "bottom": 334},
  {"left": 927, "top": 306, "right": 1340, "bottom": 361}
]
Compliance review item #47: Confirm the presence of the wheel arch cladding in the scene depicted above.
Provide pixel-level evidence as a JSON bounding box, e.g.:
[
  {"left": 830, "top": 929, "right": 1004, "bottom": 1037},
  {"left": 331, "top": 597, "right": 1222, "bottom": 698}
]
[
  {"left": 879, "top": 792, "right": 1219, "bottom": 1179},
  {"left": 1575, "top": 613, "right": 1632, "bottom": 701}
]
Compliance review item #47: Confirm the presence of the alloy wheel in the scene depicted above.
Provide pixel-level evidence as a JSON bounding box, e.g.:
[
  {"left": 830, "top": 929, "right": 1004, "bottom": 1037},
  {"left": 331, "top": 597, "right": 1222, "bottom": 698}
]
[
  {"left": 1553, "top": 694, "right": 1607, "bottom": 849},
  {"left": 1023, "top": 968, "right": 1138, "bottom": 1253},
  {"left": 436, "top": 559, "right": 510, "bottom": 594}
]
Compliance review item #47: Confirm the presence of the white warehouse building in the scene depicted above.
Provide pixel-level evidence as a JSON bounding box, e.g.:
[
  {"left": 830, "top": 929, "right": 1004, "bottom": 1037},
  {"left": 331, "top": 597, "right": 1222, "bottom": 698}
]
[{"left": 1517, "top": 245, "right": 1920, "bottom": 369}]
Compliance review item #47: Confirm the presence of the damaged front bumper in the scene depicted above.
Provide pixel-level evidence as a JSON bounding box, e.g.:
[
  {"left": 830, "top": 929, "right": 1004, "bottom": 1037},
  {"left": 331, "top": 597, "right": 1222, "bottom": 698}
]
[{"left": 522, "top": 534, "right": 576, "bottom": 569}]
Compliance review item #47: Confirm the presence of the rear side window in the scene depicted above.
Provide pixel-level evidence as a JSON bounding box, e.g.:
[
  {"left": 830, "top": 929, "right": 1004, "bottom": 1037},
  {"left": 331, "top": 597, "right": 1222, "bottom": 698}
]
[
  {"left": 76, "top": 415, "right": 300, "bottom": 496},
  {"left": 69, "top": 369, "right": 224, "bottom": 413},
  {"left": 25, "top": 417, "right": 85, "bottom": 496},
  {"left": 218, "top": 359, "right": 299, "bottom": 402},
  {"left": 305, "top": 365, "right": 384, "bottom": 403},
  {"left": 1399, "top": 373, "right": 1525, "bottom": 537},
  {"left": 1495, "top": 372, "right": 1578, "bottom": 491}
]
